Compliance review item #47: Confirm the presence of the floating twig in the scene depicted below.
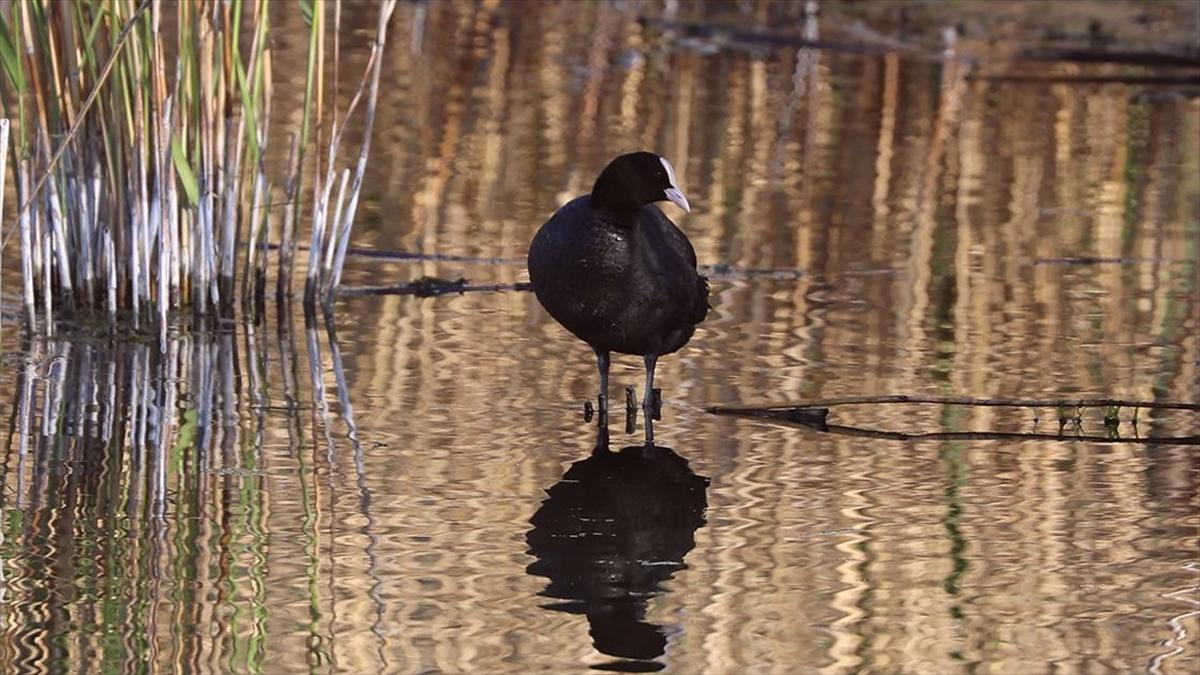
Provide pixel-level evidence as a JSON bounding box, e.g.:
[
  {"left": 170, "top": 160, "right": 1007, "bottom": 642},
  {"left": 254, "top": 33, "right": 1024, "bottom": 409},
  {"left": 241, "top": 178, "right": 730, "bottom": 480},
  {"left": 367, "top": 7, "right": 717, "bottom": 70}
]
[
  {"left": 335, "top": 279, "right": 531, "bottom": 298},
  {"left": 1031, "top": 256, "right": 1193, "bottom": 266},
  {"left": 1015, "top": 47, "right": 1200, "bottom": 68},
  {"left": 637, "top": 15, "right": 944, "bottom": 60},
  {"left": 710, "top": 396, "right": 1199, "bottom": 445},
  {"left": 970, "top": 73, "right": 1200, "bottom": 86},
  {"left": 709, "top": 395, "right": 1200, "bottom": 413},
  {"left": 774, "top": 418, "right": 1198, "bottom": 446}
]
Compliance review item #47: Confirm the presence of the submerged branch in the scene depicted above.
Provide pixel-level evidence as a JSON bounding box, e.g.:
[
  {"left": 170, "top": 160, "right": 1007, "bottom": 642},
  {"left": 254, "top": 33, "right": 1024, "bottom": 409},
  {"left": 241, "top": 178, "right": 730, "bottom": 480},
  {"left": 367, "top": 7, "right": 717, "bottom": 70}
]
[
  {"left": 335, "top": 278, "right": 531, "bottom": 298},
  {"left": 710, "top": 396, "right": 1200, "bottom": 445},
  {"left": 637, "top": 15, "right": 940, "bottom": 60},
  {"left": 970, "top": 73, "right": 1200, "bottom": 86},
  {"left": 709, "top": 395, "right": 1200, "bottom": 413},
  {"left": 772, "top": 417, "right": 1198, "bottom": 446},
  {"left": 1015, "top": 47, "right": 1200, "bottom": 68}
]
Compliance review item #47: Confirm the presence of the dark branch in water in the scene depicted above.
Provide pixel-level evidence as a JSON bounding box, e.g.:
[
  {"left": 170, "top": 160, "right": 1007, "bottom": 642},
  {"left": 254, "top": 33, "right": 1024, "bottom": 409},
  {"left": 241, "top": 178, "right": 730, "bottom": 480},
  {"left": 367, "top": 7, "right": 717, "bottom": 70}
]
[
  {"left": 970, "top": 73, "right": 1200, "bottom": 86},
  {"left": 636, "top": 16, "right": 942, "bottom": 60},
  {"left": 335, "top": 278, "right": 532, "bottom": 297},
  {"left": 1014, "top": 48, "right": 1200, "bottom": 68},
  {"left": 267, "top": 241, "right": 524, "bottom": 266},
  {"left": 269, "top": 243, "right": 905, "bottom": 280},
  {"left": 710, "top": 396, "right": 1200, "bottom": 445},
  {"left": 698, "top": 263, "right": 807, "bottom": 279},
  {"left": 777, "top": 418, "right": 1196, "bottom": 446},
  {"left": 1031, "top": 256, "right": 1195, "bottom": 266},
  {"left": 709, "top": 395, "right": 1200, "bottom": 413},
  {"left": 639, "top": 14, "right": 1200, "bottom": 70}
]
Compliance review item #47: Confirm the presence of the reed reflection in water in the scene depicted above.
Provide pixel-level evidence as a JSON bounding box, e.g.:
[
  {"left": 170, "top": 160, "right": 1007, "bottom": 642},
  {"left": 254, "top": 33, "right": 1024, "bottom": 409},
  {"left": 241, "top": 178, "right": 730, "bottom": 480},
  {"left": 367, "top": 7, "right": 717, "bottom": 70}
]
[
  {"left": 0, "top": 309, "right": 395, "bottom": 672},
  {"left": 1, "top": 0, "right": 1199, "bottom": 673}
]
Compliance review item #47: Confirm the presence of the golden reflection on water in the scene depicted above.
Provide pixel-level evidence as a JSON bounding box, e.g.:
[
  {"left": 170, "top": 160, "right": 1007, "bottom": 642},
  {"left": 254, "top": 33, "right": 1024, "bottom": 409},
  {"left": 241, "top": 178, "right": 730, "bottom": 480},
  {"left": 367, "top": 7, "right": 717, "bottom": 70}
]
[{"left": 2, "top": 1, "right": 1199, "bottom": 673}]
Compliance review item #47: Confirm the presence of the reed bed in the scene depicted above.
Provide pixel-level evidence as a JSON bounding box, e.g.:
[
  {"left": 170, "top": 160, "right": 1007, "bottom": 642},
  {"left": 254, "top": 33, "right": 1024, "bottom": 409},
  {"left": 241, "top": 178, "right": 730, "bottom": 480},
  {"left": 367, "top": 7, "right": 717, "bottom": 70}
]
[{"left": 0, "top": 0, "right": 397, "bottom": 336}]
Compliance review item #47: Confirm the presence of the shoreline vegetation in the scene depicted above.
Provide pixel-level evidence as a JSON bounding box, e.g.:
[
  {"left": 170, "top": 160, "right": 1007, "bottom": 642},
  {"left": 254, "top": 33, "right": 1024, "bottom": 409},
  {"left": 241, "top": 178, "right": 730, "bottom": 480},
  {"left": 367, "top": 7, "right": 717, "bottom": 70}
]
[
  {"left": 1, "top": 1, "right": 1197, "bottom": 340},
  {"left": 0, "top": 0, "right": 397, "bottom": 340}
]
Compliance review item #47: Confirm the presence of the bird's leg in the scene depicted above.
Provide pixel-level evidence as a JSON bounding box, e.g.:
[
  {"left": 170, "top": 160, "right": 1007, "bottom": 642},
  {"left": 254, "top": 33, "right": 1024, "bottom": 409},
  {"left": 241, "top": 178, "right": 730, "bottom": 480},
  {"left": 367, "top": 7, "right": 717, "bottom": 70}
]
[
  {"left": 592, "top": 416, "right": 610, "bottom": 454},
  {"left": 594, "top": 349, "right": 611, "bottom": 415},
  {"left": 624, "top": 385, "right": 638, "bottom": 435},
  {"left": 592, "top": 350, "right": 611, "bottom": 452},
  {"left": 642, "top": 354, "right": 657, "bottom": 446}
]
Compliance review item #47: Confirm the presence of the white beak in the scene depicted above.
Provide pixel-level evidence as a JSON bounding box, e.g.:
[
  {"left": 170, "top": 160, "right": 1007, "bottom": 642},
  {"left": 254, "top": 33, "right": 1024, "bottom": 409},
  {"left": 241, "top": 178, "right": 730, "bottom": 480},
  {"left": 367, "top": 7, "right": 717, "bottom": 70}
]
[{"left": 664, "top": 187, "right": 691, "bottom": 213}]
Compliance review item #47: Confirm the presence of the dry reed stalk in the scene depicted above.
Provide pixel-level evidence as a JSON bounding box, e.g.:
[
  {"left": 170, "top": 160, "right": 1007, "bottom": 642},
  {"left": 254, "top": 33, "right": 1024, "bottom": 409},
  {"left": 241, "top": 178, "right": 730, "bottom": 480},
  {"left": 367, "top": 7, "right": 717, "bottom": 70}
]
[
  {"left": 277, "top": 131, "right": 301, "bottom": 300},
  {"left": 104, "top": 227, "right": 116, "bottom": 326},
  {"left": 244, "top": 160, "right": 267, "bottom": 305},
  {"left": 303, "top": 158, "right": 335, "bottom": 304},
  {"left": 308, "top": 15, "right": 382, "bottom": 298},
  {"left": 0, "top": 119, "right": 8, "bottom": 333},
  {"left": 323, "top": 169, "right": 350, "bottom": 275},
  {"left": 131, "top": 134, "right": 146, "bottom": 329},
  {"left": 44, "top": 161, "right": 73, "bottom": 308},
  {"left": 209, "top": 4, "right": 228, "bottom": 311},
  {"left": 194, "top": 2, "right": 216, "bottom": 316},
  {"left": 278, "top": 0, "right": 324, "bottom": 300},
  {"left": 327, "top": 0, "right": 398, "bottom": 301},
  {"left": 131, "top": 1, "right": 152, "bottom": 326},
  {"left": 77, "top": 154, "right": 96, "bottom": 304},
  {"left": 220, "top": 113, "right": 244, "bottom": 310},
  {"left": 30, "top": 170, "right": 43, "bottom": 306},
  {"left": 302, "top": 0, "right": 331, "bottom": 307},
  {"left": 87, "top": 161, "right": 102, "bottom": 302},
  {"left": 18, "top": 160, "right": 34, "bottom": 322},
  {"left": 239, "top": 0, "right": 270, "bottom": 309},
  {"left": 40, "top": 231, "right": 51, "bottom": 334},
  {"left": 150, "top": 1, "right": 170, "bottom": 335},
  {"left": 253, "top": 40, "right": 273, "bottom": 304},
  {"left": 312, "top": 0, "right": 327, "bottom": 192},
  {"left": 18, "top": 3, "right": 52, "bottom": 176},
  {"left": 156, "top": 96, "right": 174, "bottom": 339}
]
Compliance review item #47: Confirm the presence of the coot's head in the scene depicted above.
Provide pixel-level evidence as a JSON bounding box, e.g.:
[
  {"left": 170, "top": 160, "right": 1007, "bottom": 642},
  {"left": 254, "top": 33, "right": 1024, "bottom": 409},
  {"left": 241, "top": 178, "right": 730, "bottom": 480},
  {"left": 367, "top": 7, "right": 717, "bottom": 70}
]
[{"left": 591, "top": 152, "right": 691, "bottom": 216}]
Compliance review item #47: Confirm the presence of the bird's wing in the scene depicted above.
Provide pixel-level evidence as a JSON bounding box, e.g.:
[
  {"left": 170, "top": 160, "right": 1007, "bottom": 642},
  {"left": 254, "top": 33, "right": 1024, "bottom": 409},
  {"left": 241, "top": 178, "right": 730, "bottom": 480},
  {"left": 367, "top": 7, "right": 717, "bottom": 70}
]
[
  {"left": 643, "top": 206, "right": 709, "bottom": 326},
  {"left": 644, "top": 205, "right": 698, "bottom": 269}
]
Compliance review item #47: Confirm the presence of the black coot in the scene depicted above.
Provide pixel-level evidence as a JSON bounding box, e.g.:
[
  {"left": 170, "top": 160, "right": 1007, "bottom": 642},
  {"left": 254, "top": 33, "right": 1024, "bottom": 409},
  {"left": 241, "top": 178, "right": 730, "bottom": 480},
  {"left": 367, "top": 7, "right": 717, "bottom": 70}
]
[{"left": 528, "top": 152, "right": 708, "bottom": 442}]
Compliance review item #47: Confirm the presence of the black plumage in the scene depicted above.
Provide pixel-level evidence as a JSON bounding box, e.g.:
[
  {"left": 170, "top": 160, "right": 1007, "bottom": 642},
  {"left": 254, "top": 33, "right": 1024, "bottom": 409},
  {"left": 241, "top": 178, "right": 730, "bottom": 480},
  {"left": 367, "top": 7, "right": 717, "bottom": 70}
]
[{"left": 528, "top": 152, "right": 708, "bottom": 442}]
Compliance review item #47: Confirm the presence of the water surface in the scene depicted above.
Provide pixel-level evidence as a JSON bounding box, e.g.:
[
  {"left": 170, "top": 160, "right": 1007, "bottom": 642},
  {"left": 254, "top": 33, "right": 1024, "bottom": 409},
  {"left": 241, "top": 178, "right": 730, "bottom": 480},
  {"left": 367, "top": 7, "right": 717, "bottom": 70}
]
[{"left": 2, "top": 2, "right": 1198, "bottom": 673}]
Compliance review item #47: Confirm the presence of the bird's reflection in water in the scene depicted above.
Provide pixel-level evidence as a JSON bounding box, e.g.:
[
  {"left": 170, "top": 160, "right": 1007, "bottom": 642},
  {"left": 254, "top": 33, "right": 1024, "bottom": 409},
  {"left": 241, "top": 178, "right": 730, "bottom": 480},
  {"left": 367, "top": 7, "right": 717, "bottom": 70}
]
[{"left": 526, "top": 432, "right": 709, "bottom": 672}]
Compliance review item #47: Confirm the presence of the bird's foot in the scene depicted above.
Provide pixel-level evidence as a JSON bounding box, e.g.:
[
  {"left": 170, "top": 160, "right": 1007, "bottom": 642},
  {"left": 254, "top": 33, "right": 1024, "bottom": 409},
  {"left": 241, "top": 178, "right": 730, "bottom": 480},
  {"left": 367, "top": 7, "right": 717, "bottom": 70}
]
[
  {"left": 642, "top": 394, "right": 662, "bottom": 422},
  {"left": 625, "top": 385, "right": 638, "bottom": 434},
  {"left": 592, "top": 419, "right": 610, "bottom": 454},
  {"left": 641, "top": 402, "right": 656, "bottom": 445}
]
